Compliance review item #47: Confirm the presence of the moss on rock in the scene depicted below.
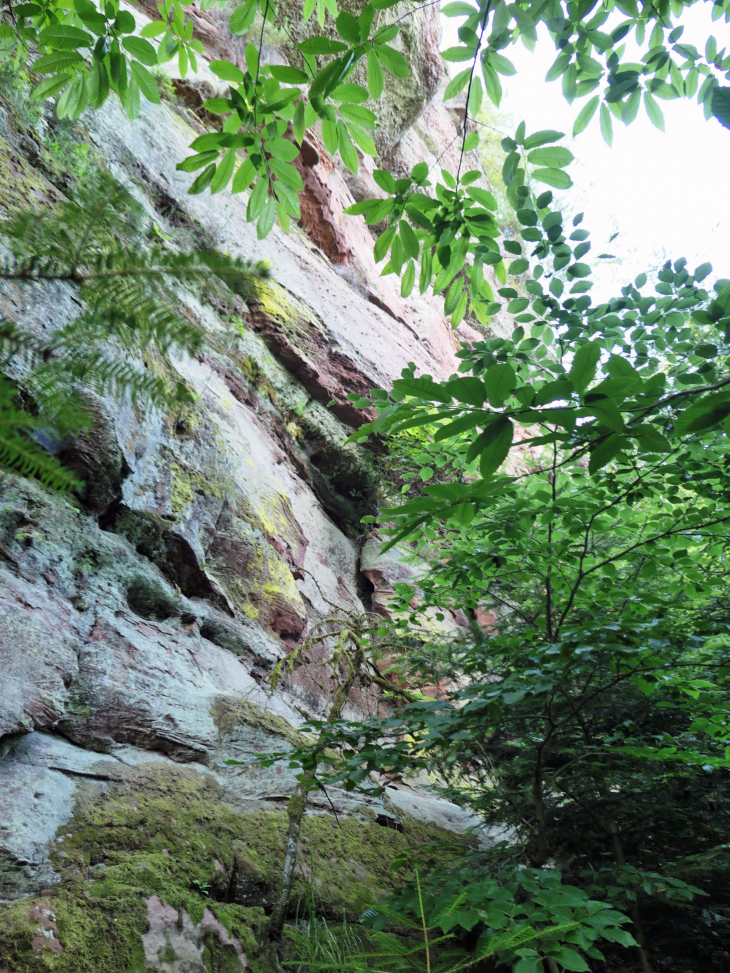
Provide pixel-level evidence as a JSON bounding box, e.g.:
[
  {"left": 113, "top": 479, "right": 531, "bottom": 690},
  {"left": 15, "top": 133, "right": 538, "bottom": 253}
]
[
  {"left": 0, "top": 761, "right": 466, "bottom": 971},
  {"left": 210, "top": 696, "right": 307, "bottom": 748}
]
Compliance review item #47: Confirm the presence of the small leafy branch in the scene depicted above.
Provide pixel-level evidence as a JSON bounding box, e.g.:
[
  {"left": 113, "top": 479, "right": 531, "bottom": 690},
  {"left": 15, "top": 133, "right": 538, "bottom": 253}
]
[{"left": 2, "top": 0, "right": 729, "bottom": 261}]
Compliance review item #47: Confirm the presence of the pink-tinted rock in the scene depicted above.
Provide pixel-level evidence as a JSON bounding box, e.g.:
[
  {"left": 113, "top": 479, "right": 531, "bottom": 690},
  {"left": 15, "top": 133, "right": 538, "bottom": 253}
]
[{"left": 0, "top": 571, "right": 79, "bottom": 737}]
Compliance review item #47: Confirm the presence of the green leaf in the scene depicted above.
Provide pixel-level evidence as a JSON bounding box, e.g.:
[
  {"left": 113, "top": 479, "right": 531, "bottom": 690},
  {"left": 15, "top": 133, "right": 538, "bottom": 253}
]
[
  {"left": 444, "top": 277, "right": 465, "bottom": 316},
  {"left": 546, "top": 53, "right": 571, "bottom": 82},
  {"left": 298, "top": 36, "right": 348, "bottom": 54},
  {"left": 478, "top": 416, "right": 514, "bottom": 476},
  {"left": 114, "top": 10, "right": 136, "bottom": 32},
  {"left": 588, "top": 432, "right": 626, "bottom": 473},
  {"left": 532, "top": 168, "right": 572, "bottom": 189},
  {"left": 210, "top": 60, "right": 245, "bottom": 82},
  {"left": 367, "top": 48, "right": 384, "bottom": 99},
  {"left": 56, "top": 72, "right": 88, "bottom": 118},
  {"left": 448, "top": 502, "right": 475, "bottom": 527},
  {"left": 122, "top": 74, "right": 140, "bottom": 119},
  {"left": 711, "top": 87, "right": 730, "bottom": 129},
  {"left": 268, "top": 137, "right": 300, "bottom": 162},
  {"left": 374, "top": 227, "right": 395, "bottom": 263},
  {"left": 490, "top": 51, "right": 516, "bottom": 75},
  {"left": 130, "top": 61, "right": 160, "bottom": 103},
  {"left": 523, "top": 130, "right": 564, "bottom": 149},
  {"left": 188, "top": 163, "right": 216, "bottom": 194},
  {"left": 231, "top": 158, "right": 257, "bottom": 193},
  {"left": 337, "top": 121, "right": 358, "bottom": 172},
  {"left": 140, "top": 20, "right": 167, "bottom": 37},
  {"left": 434, "top": 411, "right": 490, "bottom": 441},
  {"left": 391, "top": 377, "right": 453, "bottom": 404},
  {"left": 274, "top": 178, "right": 301, "bottom": 217},
  {"left": 210, "top": 147, "right": 236, "bottom": 194},
  {"left": 177, "top": 150, "right": 219, "bottom": 172},
  {"left": 600, "top": 102, "right": 613, "bottom": 145},
  {"left": 401, "top": 260, "right": 416, "bottom": 297},
  {"left": 446, "top": 377, "right": 486, "bottom": 406},
  {"left": 484, "top": 363, "right": 516, "bottom": 407},
  {"left": 644, "top": 90, "right": 665, "bottom": 130},
  {"left": 349, "top": 123, "right": 377, "bottom": 156},
  {"left": 247, "top": 174, "right": 270, "bottom": 220},
  {"left": 257, "top": 195, "right": 277, "bottom": 239},
  {"left": 230, "top": 0, "right": 257, "bottom": 33},
  {"left": 632, "top": 424, "right": 671, "bottom": 453},
  {"left": 375, "top": 44, "right": 409, "bottom": 78},
  {"left": 514, "top": 960, "right": 542, "bottom": 973},
  {"left": 337, "top": 103, "right": 376, "bottom": 128},
  {"left": 86, "top": 58, "right": 109, "bottom": 108},
  {"left": 444, "top": 67, "right": 471, "bottom": 100},
  {"left": 442, "top": 2, "right": 477, "bottom": 16},
  {"left": 675, "top": 392, "right": 730, "bottom": 435},
  {"left": 569, "top": 341, "right": 601, "bottom": 393},
  {"left": 269, "top": 65, "right": 309, "bottom": 83},
  {"left": 331, "top": 82, "right": 368, "bottom": 103},
  {"left": 399, "top": 221, "right": 420, "bottom": 260},
  {"left": 39, "top": 24, "right": 93, "bottom": 49},
  {"left": 573, "top": 94, "right": 599, "bottom": 135},
  {"left": 32, "top": 52, "right": 83, "bottom": 73},
  {"left": 123, "top": 36, "right": 158, "bottom": 66},
  {"left": 527, "top": 146, "right": 573, "bottom": 167},
  {"left": 269, "top": 158, "right": 303, "bottom": 190},
  {"left": 419, "top": 247, "right": 433, "bottom": 294},
  {"left": 336, "top": 9, "right": 360, "bottom": 42},
  {"left": 552, "top": 948, "right": 590, "bottom": 971}
]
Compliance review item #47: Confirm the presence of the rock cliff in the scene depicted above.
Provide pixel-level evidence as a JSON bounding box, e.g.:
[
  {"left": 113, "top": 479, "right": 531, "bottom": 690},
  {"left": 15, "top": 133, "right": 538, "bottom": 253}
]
[{"left": 0, "top": 6, "right": 497, "bottom": 969}]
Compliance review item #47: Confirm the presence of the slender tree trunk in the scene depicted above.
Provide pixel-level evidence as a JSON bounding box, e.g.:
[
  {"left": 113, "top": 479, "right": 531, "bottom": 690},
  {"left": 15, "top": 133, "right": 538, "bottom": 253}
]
[
  {"left": 532, "top": 757, "right": 550, "bottom": 867},
  {"left": 532, "top": 715, "right": 555, "bottom": 867},
  {"left": 268, "top": 658, "right": 359, "bottom": 944},
  {"left": 608, "top": 821, "right": 655, "bottom": 973},
  {"left": 268, "top": 774, "right": 310, "bottom": 941}
]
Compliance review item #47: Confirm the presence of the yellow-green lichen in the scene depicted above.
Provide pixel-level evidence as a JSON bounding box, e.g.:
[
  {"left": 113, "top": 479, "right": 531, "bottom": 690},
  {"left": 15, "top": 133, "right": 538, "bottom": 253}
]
[
  {"left": 0, "top": 136, "right": 51, "bottom": 217},
  {"left": 246, "top": 278, "right": 325, "bottom": 355},
  {"left": 207, "top": 511, "right": 305, "bottom": 629},
  {"left": 170, "top": 461, "right": 223, "bottom": 517}
]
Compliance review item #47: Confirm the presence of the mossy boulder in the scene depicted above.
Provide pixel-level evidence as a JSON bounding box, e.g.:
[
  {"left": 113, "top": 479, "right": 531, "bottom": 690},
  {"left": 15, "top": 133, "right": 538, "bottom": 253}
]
[{"left": 0, "top": 759, "right": 466, "bottom": 972}]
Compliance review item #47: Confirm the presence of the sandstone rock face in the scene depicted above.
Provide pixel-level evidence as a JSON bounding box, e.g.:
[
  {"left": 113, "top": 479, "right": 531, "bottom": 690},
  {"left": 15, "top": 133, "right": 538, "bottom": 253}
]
[{"left": 0, "top": 1, "right": 508, "bottom": 967}]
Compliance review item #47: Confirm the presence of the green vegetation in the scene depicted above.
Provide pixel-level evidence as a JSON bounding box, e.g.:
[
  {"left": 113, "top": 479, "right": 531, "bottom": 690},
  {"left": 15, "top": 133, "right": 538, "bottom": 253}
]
[
  {"left": 1, "top": 0, "right": 730, "bottom": 969},
  {"left": 286, "top": 194, "right": 730, "bottom": 969},
  {"left": 0, "top": 761, "right": 465, "bottom": 971}
]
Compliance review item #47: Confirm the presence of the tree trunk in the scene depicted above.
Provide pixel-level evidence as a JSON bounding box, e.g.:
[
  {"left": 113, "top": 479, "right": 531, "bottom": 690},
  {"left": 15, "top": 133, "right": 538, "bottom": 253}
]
[
  {"left": 268, "top": 775, "right": 309, "bottom": 942},
  {"left": 609, "top": 822, "right": 655, "bottom": 973}
]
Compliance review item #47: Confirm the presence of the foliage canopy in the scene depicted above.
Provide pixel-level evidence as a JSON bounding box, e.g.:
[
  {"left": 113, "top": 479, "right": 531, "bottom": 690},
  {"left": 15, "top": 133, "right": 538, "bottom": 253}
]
[{"left": 2, "top": 0, "right": 730, "bottom": 968}]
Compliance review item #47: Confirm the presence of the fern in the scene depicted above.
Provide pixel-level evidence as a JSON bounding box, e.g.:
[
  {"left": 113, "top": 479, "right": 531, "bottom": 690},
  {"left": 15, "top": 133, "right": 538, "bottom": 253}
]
[{"left": 0, "top": 173, "right": 269, "bottom": 490}]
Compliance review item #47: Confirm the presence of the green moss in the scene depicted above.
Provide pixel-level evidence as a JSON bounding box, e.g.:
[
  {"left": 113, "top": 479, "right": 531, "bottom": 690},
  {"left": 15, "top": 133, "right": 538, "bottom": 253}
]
[
  {"left": 0, "top": 760, "right": 467, "bottom": 971},
  {"left": 0, "top": 764, "right": 265, "bottom": 972},
  {"left": 210, "top": 696, "right": 307, "bottom": 748}
]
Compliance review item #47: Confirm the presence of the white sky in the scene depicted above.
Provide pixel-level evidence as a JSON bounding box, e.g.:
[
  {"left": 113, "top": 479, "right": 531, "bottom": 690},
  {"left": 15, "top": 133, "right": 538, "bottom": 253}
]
[{"left": 441, "top": 3, "right": 730, "bottom": 290}]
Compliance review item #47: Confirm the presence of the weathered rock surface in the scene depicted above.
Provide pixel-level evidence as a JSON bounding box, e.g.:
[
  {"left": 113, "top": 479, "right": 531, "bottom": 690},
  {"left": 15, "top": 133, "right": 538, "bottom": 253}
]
[{"left": 0, "top": 0, "right": 507, "bottom": 966}]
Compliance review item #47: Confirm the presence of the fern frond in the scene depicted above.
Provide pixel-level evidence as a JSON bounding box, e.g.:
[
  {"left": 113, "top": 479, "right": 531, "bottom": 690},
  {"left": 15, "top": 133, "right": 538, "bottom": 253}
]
[
  {"left": 0, "top": 378, "right": 81, "bottom": 490},
  {"left": 0, "top": 174, "right": 273, "bottom": 493}
]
